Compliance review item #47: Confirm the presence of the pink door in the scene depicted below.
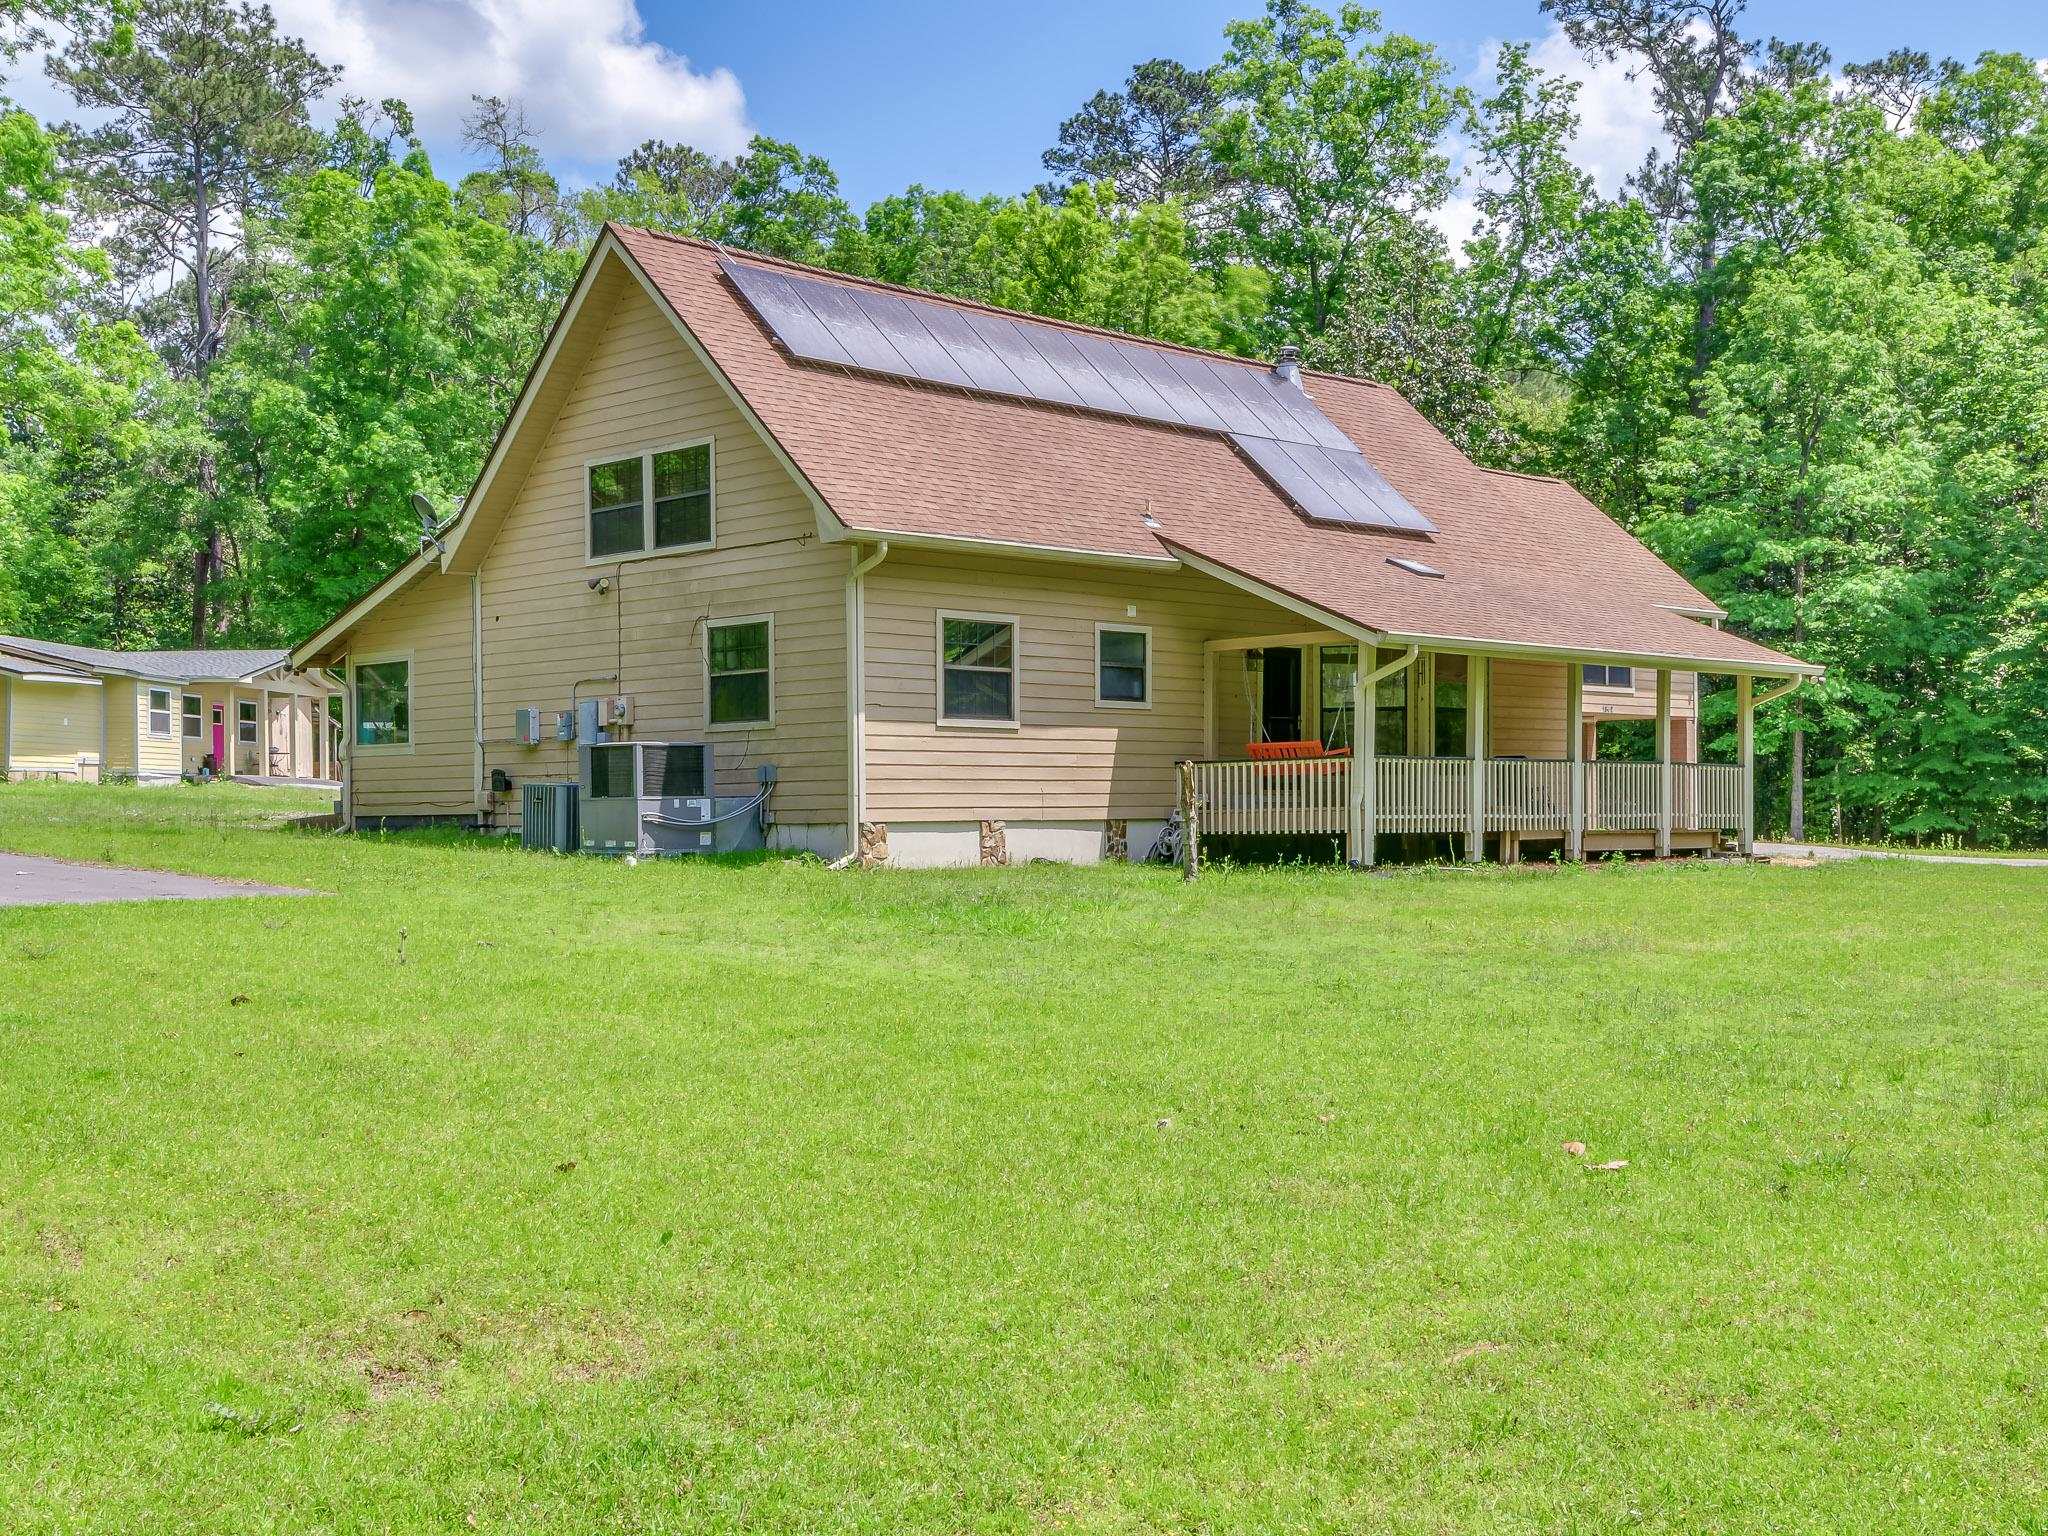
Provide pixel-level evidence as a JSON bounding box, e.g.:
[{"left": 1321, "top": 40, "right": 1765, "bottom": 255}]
[{"left": 212, "top": 707, "right": 225, "bottom": 768}]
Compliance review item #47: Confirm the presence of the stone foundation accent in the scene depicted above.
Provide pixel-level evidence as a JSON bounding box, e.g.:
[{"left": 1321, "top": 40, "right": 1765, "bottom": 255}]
[
  {"left": 1105, "top": 819, "right": 1129, "bottom": 862},
  {"left": 857, "top": 821, "right": 889, "bottom": 868},
  {"left": 978, "top": 819, "right": 1008, "bottom": 866}
]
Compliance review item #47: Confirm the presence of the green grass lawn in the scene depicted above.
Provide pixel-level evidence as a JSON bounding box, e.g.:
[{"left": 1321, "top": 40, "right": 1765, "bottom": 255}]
[{"left": 5, "top": 782, "right": 2048, "bottom": 1533}]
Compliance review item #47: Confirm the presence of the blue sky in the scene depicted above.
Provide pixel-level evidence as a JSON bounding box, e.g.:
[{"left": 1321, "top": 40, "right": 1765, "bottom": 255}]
[
  {"left": 9, "top": 0, "right": 2044, "bottom": 213},
  {"left": 653, "top": 0, "right": 2048, "bottom": 208}
]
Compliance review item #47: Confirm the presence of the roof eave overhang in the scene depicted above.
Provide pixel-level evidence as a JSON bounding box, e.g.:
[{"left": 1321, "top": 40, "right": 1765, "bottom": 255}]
[
  {"left": 832, "top": 525, "right": 1178, "bottom": 570},
  {"left": 1377, "top": 625, "right": 1823, "bottom": 678},
  {"left": 288, "top": 548, "right": 438, "bottom": 670},
  {"left": 1163, "top": 543, "right": 1384, "bottom": 644}
]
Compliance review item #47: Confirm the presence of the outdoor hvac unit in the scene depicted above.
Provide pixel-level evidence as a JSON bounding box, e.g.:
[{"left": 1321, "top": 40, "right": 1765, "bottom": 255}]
[
  {"left": 520, "top": 781, "right": 579, "bottom": 853},
  {"left": 578, "top": 740, "right": 714, "bottom": 856}
]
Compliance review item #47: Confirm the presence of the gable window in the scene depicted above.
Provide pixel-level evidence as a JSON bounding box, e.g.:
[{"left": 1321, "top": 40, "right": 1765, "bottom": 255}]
[
  {"left": 706, "top": 615, "right": 772, "bottom": 728},
  {"left": 587, "top": 441, "right": 714, "bottom": 560},
  {"left": 1584, "top": 663, "right": 1634, "bottom": 691},
  {"left": 1095, "top": 625, "right": 1150, "bottom": 708},
  {"left": 938, "top": 612, "right": 1018, "bottom": 726},
  {"left": 354, "top": 658, "right": 411, "bottom": 748},
  {"left": 236, "top": 698, "right": 259, "bottom": 745},
  {"left": 182, "top": 693, "right": 202, "bottom": 739},
  {"left": 147, "top": 687, "right": 173, "bottom": 737}
]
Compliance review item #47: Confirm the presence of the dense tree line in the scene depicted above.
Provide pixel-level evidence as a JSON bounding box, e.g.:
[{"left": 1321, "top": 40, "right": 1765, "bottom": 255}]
[{"left": 1, "top": 0, "right": 2044, "bottom": 843}]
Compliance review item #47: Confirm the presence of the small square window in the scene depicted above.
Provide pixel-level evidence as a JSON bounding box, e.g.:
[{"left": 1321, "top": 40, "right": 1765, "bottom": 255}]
[
  {"left": 354, "top": 659, "right": 410, "bottom": 747},
  {"left": 706, "top": 616, "right": 771, "bottom": 727},
  {"left": 147, "top": 687, "right": 173, "bottom": 736},
  {"left": 939, "top": 614, "right": 1017, "bottom": 725},
  {"left": 1096, "top": 626, "right": 1149, "bottom": 707}
]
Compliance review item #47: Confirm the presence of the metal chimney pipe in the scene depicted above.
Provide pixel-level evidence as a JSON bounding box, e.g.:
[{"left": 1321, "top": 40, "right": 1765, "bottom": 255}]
[{"left": 1273, "top": 345, "right": 1302, "bottom": 386}]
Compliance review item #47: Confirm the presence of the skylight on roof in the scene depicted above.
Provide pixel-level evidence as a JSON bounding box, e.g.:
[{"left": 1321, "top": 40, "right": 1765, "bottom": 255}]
[{"left": 1388, "top": 556, "right": 1445, "bottom": 579}]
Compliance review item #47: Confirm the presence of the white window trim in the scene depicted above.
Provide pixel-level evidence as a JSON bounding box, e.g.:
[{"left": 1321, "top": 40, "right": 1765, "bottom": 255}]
[
  {"left": 704, "top": 612, "right": 775, "bottom": 731},
  {"left": 583, "top": 438, "right": 716, "bottom": 565},
  {"left": 235, "top": 697, "right": 261, "bottom": 746},
  {"left": 146, "top": 686, "right": 175, "bottom": 738},
  {"left": 349, "top": 650, "right": 415, "bottom": 756},
  {"left": 936, "top": 609, "right": 1021, "bottom": 729},
  {"left": 1583, "top": 664, "right": 1637, "bottom": 694},
  {"left": 181, "top": 691, "right": 204, "bottom": 740},
  {"left": 1093, "top": 622, "right": 1153, "bottom": 710}
]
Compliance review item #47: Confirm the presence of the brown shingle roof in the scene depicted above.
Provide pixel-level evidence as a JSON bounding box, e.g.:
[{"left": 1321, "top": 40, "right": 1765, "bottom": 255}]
[{"left": 610, "top": 226, "right": 1814, "bottom": 674}]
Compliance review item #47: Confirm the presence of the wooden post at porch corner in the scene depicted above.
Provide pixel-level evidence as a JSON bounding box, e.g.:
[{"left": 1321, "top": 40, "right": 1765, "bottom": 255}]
[
  {"left": 1466, "top": 656, "right": 1489, "bottom": 863},
  {"left": 1178, "top": 759, "right": 1198, "bottom": 881},
  {"left": 1565, "top": 662, "right": 1585, "bottom": 860},
  {"left": 1655, "top": 669, "right": 1673, "bottom": 858},
  {"left": 1736, "top": 674, "right": 1756, "bottom": 857},
  {"left": 1355, "top": 653, "right": 1377, "bottom": 868}
]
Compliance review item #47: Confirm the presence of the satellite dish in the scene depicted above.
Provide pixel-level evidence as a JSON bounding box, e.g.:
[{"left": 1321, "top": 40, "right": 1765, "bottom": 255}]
[{"left": 410, "top": 492, "right": 437, "bottom": 522}]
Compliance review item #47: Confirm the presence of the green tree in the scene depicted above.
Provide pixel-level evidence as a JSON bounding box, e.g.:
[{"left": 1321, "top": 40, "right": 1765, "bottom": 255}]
[
  {"left": 220, "top": 134, "right": 574, "bottom": 638},
  {"left": 1038, "top": 58, "right": 1230, "bottom": 224},
  {"left": 48, "top": 0, "right": 337, "bottom": 643},
  {"left": 712, "top": 136, "right": 853, "bottom": 263},
  {"left": 1207, "top": 0, "right": 1461, "bottom": 339}
]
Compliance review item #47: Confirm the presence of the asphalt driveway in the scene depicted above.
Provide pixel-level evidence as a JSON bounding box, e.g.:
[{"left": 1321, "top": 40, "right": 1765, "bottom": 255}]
[{"left": 0, "top": 854, "right": 311, "bottom": 908}]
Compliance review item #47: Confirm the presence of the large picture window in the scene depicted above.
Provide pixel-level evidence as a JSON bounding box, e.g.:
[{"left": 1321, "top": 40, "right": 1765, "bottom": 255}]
[
  {"left": 1095, "top": 625, "right": 1150, "bottom": 707},
  {"left": 938, "top": 612, "right": 1018, "bottom": 725},
  {"left": 706, "top": 615, "right": 772, "bottom": 727},
  {"left": 587, "top": 441, "right": 713, "bottom": 560},
  {"left": 146, "top": 687, "right": 173, "bottom": 737},
  {"left": 354, "top": 658, "right": 411, "bottom": 748}
]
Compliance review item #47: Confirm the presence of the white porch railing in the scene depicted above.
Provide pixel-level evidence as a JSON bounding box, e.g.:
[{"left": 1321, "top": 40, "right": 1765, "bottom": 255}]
[
  {"left": 1486, "top": 758, "right": 1572, "bottom": 832},
  {"left": 1676, "top": 761, "right": 1743, "bottom": 830},
  {"left": 1192, "top": 756, "right": 1350, "bottom": 836},
  {"left": 1187, "top": 755, "right": 1747, "bottom": 850},
  {"left": 1587, "top": 760, "right": 1660, "bottom": 831},
  {"left": 1375, "top": 755, "right": 1468, "bottom": 833}
]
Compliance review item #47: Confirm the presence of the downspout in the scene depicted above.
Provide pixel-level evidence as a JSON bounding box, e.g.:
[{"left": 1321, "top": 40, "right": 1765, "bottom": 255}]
[
  {"left": 842, "top": 541, "right": 889, "bottom": 861},
  {"left": 471, "top": 570, "right": 486, "bottom": 826},
  {"left": 1351, "top": 644, "right": 1417, "bottom": 867},
  {"left": 1753, "top": 674, "right": 1804, "bottom": 711}
]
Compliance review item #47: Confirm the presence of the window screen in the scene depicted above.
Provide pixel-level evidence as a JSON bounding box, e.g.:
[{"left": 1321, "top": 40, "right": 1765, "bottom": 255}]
[
  {"left": 147, "top": 688, "right": 173, "bottom": 736},
  {"left": 940, "top": 616, "right": 1016, "bottom": 722},
  {"left": 707, "top": 619, "right": 770, "bottom": 725},
  {"left": 588, "top": 456, "right": 645, "bottom": 558},
  {"left": 653, "top": 444, "right": 712, "bottom": 548},
  {"left": 1097, "top": 628, "right": 1148, "bottom": 704}
]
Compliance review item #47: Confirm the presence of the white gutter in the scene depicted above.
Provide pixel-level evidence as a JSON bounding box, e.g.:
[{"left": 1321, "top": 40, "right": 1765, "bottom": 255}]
[
  {"left": 1753, "top": 674, "right": 1804, "bottom": 710},
  {"left": 844, "top": 541, "right": 889, "bottom": 850},
  {"left": 471, "top": 571, "right": 486, "bottom": 819}
]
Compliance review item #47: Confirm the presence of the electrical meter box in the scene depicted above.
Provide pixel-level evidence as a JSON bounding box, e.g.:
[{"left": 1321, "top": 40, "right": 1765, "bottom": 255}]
[{"left": 512, "top": 707, "right": 543, "bottom": 746}]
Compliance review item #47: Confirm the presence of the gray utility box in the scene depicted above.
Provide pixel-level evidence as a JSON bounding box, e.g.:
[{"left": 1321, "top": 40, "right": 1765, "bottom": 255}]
[
  {"left": 578, "top": 741, "right": 715, "bottom": 856},
  {"left": 520, "top": 781, "right": 579, "bottom": 852}
]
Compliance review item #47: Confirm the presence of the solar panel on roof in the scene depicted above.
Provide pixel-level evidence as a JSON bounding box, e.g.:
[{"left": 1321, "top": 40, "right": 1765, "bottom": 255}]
[{"left": 718, "top": 255, "right": 1437, "bottom": 537}]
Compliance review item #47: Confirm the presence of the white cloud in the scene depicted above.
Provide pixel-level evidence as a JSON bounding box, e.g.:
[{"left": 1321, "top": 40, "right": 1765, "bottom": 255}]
[
  {"left": 1519, "top": 23, "right": 1670, "bottom": 198},
  {"left": 10, "top": 0, "right": 749, "bottom": 177},
  {"left": 270, "top": 0, "right": 751, "bottom": 169}
]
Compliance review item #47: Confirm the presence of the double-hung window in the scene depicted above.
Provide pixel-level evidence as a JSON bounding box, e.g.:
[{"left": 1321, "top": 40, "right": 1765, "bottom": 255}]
[
  {"left": 181, "top": 694, "right": 202, "bottom": 740},
  {"left": 147, "top": 688, "right": 173, "bottom": 737},
  {"left": 706, "top": 615, "right": 772, "bottom": 728},
  {"left": 586, "top": 441, "right": 713, "bottom": 560},
  {"left": 1095, "top": 625, "right": 1150, "bottom": 707},
  {"left": 353, "top": 658, "right": 411, "bottom": 748},
  {"left": 1584, "top": 663, "right": 1634, "bottom": 690},
  {"left": 938, "top": 612, "right": 1018, "bottom": 726},
  {"left": 236, "top": 699, "right": 259, "bottom": 746}
]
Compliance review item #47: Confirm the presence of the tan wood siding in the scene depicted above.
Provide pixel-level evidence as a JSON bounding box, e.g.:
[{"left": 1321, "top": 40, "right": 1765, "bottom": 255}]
[
  {"left": 473, "top": 278, "right": 846, "bottom": 830},
  {"left": 345, "top": 571, "right": 478, "bottom": 820},
  {"left": 862, "top": 548, "right": 1302, "bottom": 822},
  {"left": 7, "top": 681, "right": 104, "bottom": 777},
  {"left": 343, "top": 275, "right": 848, "bottom": 829}
]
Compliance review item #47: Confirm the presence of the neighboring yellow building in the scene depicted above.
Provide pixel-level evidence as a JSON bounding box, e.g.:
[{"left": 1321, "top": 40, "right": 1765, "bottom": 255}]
[
  {"left": 0, "top": 638, "right": 340, "bottom": 784},
  {"left": 289, "top": 226, "right": 1816, "bottom": 865}
]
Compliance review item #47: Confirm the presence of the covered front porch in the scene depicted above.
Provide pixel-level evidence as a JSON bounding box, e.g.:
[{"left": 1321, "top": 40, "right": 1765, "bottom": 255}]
[{"left": 1182, "top": 629, "right": 1799, "bottom": 866}]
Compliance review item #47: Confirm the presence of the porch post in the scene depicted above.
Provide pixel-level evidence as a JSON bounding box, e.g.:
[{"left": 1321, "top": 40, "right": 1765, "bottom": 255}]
[
  {"left": 1466, "top": 655, "right": 1488, "bottom": 862},
  {"left": 1565, "top": 661, "right": 1585, "bottom": 860},
  {"left": 1737, "top": 673, "right": 1755, "bottom": 856},
  {"left": 1352, "top": 653, "right": 1376, "bottom": 867},
  {"left": 1655, "top": 669, "right": 1673, "bottom": 858},
  {"left": 1202, "top": 644, "right": 1216, "bottom": 760}
]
